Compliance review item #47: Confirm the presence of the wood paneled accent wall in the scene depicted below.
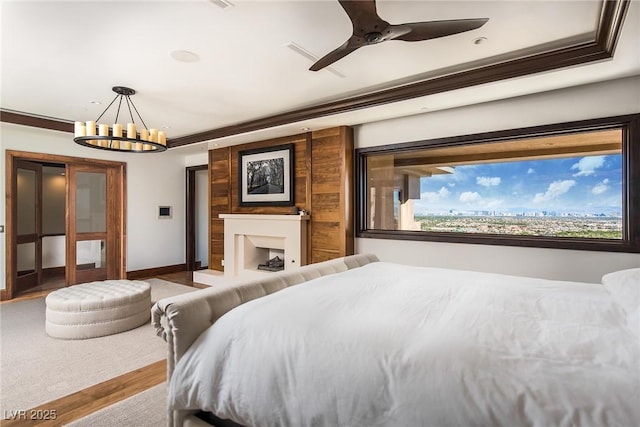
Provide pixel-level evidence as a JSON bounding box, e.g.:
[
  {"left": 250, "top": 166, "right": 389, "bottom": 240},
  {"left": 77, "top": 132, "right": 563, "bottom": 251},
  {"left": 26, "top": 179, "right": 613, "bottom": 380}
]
[
  {"left": 208, "top": 126, "right": 354, "bottom": 271},
  {"left": 309, "top": 127, "right": 354, "bottom": 263}
]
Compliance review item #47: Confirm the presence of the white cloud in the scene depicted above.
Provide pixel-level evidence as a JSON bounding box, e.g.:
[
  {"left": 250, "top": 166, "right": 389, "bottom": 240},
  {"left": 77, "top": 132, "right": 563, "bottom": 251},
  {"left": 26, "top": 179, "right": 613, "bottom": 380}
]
[
  {"left": 592, "top": 179, "right": 610, "bottom": 195},
  {"left": 533, "top": 180, "right": 576, "bottom": 203},
  {"left": 527, "top": 168, "right": 535, "bottom": 174},
  {"left": 571, "top": 156, "right": 606, "bottom": 177},
  {"left": 460, "top": 191, "right": 482, "bottom": 204},
  {"left": 420, "top": 186, "right": 450, "bottom": 203},
  {"left": 476, "top": 176, "right": 501, "bottom": 187}
]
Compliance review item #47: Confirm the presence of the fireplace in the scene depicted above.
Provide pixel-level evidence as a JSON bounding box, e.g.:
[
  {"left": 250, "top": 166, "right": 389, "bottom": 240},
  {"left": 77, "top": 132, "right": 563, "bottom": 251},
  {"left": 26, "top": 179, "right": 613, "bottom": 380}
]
[
  {"left": 220, "top": 214, "right": 309, "bottom": 278},
  {"left": 240, "top": 235, "right": 285, "bottom": 272}
]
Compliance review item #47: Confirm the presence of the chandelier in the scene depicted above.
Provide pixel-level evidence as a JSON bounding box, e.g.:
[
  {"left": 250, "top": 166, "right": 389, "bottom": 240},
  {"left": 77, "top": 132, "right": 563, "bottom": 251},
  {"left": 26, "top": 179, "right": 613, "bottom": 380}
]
[{"left": 73, "top": 86, "right": 167, "bottom": 153}]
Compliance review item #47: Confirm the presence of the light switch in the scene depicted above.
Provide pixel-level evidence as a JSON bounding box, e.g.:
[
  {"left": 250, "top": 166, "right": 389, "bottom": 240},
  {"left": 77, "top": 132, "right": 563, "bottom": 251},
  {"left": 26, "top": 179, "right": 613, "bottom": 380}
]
[{"left": 0, "top": 225, "right": 4, "bottom": 233}]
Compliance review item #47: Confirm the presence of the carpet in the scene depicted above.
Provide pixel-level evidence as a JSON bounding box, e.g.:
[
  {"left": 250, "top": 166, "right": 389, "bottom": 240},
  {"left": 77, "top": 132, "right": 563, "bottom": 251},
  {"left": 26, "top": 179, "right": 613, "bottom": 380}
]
[
  {"left": 66, "top": 382, "right": 167, "bottom": 427},
  {"left": 0, "top": 279, "right": 197, "bottom": 414}
]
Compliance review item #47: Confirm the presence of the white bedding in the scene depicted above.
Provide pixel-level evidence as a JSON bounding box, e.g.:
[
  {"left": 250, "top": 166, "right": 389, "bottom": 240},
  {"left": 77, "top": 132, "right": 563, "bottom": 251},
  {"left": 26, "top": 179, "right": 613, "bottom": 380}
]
[{"left": 169, "top": 262, "right": 640, "bottom": 427}]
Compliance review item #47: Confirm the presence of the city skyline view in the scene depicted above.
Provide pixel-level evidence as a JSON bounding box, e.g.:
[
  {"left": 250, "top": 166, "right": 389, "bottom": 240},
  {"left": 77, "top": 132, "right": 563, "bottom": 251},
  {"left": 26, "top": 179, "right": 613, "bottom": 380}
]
[{"left": 416, "top": 154, "right": 622, "bottom": 217}]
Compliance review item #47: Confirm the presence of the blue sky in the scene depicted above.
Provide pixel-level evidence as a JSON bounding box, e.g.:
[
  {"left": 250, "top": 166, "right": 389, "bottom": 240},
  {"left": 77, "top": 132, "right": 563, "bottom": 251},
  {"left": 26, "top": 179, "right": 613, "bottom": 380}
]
[{"left": 416, "top": 154, "right": 622, "bottom": 215}]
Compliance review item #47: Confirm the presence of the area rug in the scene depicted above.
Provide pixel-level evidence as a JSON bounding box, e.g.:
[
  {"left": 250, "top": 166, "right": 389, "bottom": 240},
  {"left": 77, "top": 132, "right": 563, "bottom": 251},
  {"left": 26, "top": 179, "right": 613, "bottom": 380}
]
[
  {"left": 0, "top": 279, "right": 197, "bottom": 414},
  {"left": 66, "top": 382, "right": 167, "bottom": 427}
]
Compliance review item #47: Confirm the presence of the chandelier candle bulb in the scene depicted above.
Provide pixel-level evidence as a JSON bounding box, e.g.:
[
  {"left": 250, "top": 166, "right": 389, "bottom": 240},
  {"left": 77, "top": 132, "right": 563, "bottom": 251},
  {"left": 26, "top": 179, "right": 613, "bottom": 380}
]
[
  {"left": 121, "top": 140, "right": 131, "bottom": 150},
  {"left": 158, "top": 131, "right": 166, "bottom": 146},
  {"left": 74, "top": 121, "right": 86, "bottom": 137},
  {"left": 149, "top": 128, "right": 158, "bottom": 142},
  {"left": 127, "top": 123, "right": 136, "bottom": 139},
  {"left": 86, "top": 121, "right": 96, "bottom": 136},
  {"left": 112, "top": 123, "right": 122, "bottom": 149},
  {"left": 98, "top": 124, "right": 110, "bottom": 147},
  {"left": 143, "top": 144, "right": 153, "bottom": 151},
  {"left": 112, "top": 123, "right": 123, "bottom": 137},
  {"left": 139, "top": 129, "right": 149, "bottom": 141}
]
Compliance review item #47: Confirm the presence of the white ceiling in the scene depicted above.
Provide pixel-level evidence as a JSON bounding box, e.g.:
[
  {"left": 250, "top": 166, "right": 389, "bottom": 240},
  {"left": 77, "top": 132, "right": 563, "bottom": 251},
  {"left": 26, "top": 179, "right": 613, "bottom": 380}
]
[{"left": 1, "top": 1, "right": 639, "bottom": 153}]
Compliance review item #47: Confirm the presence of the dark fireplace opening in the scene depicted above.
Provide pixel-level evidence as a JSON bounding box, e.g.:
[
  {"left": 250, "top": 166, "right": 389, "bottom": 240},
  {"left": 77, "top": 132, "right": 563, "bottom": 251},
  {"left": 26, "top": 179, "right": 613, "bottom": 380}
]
[{"left": 258, "top": 256, "right": 284, "bottom": 272}]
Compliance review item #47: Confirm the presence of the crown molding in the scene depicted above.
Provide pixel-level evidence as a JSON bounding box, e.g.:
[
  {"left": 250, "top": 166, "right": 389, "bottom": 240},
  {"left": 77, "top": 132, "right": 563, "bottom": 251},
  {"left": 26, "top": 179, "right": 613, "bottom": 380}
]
[{"left": 0, "top": 109, "right": 72, "bottom": 133}]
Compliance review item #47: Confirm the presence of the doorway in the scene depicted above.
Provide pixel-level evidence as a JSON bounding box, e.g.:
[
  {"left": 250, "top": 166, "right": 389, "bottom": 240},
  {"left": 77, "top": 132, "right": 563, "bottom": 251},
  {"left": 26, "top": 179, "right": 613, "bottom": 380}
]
[
  {"left": 186, "top": 165, "right": 208, "bottom": 271},
  {"left": 6, "top": 150, "right": 126, "bottom": 300}
]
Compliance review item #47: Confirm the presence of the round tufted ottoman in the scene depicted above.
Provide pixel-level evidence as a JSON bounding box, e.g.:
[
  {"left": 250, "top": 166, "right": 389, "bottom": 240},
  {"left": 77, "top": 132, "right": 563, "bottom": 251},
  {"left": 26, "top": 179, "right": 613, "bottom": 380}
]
[{"left": 45, "top": 280, "right": 152, "bottom": 340}]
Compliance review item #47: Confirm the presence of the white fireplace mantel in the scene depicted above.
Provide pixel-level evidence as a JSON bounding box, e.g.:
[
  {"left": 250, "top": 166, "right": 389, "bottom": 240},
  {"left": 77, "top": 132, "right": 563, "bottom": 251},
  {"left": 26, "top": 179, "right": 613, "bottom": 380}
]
[
  {"left": 219, "top": 214, "right": 309, "bottom": 278},
  {"left": 219, "top": 214, "right": 309, "bottom": 222}
]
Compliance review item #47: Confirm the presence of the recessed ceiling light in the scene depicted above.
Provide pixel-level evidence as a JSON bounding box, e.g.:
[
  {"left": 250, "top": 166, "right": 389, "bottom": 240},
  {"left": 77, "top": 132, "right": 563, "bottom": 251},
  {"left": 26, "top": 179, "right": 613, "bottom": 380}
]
[
  {"left": 89, "top": 100, "right": 102, "bottom": 105},
  {"left": 300, "top": 127, "right": 310, "bottom": 131},
  {"left": 170, "top": 50, "right": 200, "bottom": 63},
  {"left": 473, "top": 37, "right": 488, "bottom": 45}
]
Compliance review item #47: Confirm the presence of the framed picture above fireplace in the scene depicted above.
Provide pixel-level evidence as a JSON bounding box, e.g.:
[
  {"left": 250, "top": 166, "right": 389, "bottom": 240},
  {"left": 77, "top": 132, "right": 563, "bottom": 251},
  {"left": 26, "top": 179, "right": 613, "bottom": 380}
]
[{"left": 238, "top": 143, "right": 295, "bottom": 207}]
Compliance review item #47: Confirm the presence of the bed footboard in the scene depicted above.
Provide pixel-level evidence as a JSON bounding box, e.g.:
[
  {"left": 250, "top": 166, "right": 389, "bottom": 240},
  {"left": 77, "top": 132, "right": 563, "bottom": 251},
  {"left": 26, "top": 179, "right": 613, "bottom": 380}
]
[{"left": 151, "top": 253, "right": 379, "bottom": 427}]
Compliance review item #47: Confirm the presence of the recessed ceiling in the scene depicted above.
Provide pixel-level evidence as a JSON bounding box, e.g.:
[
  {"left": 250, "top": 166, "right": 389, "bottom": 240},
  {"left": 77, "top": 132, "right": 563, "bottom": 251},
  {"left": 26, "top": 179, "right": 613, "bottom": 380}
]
[{"left": 1, "top": 1, "right": 638, "bottom": 153}]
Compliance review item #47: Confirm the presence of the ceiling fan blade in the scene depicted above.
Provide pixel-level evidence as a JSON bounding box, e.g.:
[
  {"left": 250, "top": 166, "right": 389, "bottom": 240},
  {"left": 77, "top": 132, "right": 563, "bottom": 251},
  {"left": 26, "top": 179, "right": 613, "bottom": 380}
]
[
  {"left": 310, "top": 36, "right": 363, "bottom": 71},
  {"left": 338, "top": 0, "right": 379, "bottom": 29},
  {"left": 394, "top": 18, "right": 489, "bottom": 42}
]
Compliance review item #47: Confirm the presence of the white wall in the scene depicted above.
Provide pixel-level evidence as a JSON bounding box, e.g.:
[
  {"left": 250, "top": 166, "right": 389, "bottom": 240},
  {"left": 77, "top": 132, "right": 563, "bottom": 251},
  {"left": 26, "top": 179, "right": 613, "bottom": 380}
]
[
  {"left": 42, "top": 236, "right": 65, "bottom": 269},
  {"left": 355, "top": 76, "right": 640, "bottom": 283},
  {"left": 1, "top": 123, "right": 188, "bottom": 289},
  {"left": 185, "top": 152, "right": 208, "bottom": 167}
]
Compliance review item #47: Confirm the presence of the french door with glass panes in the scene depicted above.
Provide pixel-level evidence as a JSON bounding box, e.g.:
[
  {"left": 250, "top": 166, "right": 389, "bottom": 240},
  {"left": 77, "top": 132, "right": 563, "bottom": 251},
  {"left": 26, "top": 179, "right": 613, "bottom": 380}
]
[
  {"left": 67, "top": 164, "right": 124, "bottom": 285},
  {"left": 14, "top": 160, "right": 43, "bottom": 294}
]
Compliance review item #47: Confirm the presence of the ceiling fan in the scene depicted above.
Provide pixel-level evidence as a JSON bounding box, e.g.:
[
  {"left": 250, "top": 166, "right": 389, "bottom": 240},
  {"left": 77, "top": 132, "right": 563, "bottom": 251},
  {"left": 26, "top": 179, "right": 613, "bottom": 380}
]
[{"left": 310, "top": 0, "right": 489, "bottom": 71}]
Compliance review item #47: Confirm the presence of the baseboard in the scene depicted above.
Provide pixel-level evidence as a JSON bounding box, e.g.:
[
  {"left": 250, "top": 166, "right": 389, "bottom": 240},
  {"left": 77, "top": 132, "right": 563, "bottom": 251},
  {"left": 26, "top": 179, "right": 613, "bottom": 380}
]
[
  {"left": 0, "top": 289, "right": 7, "bottom": 301},
  {"left": 126, "top": 263, "right": 187, "bottom": 280}
]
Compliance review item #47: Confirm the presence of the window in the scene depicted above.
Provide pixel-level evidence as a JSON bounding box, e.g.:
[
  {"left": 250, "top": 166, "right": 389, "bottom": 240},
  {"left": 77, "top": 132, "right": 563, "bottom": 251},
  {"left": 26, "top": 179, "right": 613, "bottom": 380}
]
[{"left": 356, "top": 115, "right": 640, "bottom": 252}]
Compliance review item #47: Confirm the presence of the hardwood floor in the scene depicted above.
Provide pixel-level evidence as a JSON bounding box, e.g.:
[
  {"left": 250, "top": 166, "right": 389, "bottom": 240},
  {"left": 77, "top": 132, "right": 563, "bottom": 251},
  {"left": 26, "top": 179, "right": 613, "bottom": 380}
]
[
  {"left": 155, "top": 270, "right": 209, "bottom": 289},
  {"left": 9, "top": 269, "right": 66, "bottom": 301},
  {"left": 2, "top": 361, "right": 166, "bottom": 427},
  {"left": 1, "top": 271, "right": 199, "bottom": 425}
]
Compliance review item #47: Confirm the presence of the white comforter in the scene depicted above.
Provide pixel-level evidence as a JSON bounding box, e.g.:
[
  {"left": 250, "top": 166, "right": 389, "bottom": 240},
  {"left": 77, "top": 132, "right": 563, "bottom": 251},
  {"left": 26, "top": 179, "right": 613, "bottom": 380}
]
[{"left": 169, "top": 262, "right": 640, "bottom": 427}]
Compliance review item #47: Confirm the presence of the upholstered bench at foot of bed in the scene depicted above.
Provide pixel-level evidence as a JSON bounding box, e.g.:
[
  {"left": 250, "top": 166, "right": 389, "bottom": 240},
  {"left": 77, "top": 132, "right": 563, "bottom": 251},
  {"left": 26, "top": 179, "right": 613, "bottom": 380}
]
[{"left": 45, "top": 279, "right": 152, "bottom": 340}]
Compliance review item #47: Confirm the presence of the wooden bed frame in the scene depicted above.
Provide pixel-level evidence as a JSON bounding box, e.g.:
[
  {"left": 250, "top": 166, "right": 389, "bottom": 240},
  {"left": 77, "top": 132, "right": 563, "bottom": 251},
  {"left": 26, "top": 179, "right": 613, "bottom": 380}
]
[{"left": 152, "top": 254, "right": 379, "bottom": 427}]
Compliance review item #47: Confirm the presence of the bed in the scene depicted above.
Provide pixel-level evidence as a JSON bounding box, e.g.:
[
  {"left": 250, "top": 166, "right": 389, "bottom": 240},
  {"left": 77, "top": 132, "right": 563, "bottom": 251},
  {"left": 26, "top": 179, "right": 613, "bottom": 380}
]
[{"left": 152, "top": 254, "right": 639, "bottom": 427}]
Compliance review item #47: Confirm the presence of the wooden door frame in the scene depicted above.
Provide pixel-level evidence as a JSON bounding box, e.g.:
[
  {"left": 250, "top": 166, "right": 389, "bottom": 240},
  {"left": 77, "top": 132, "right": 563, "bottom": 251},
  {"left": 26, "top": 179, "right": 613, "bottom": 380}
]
[
  {"left": 185, "top": 164, "right": 208, "bottom": 271},
  {"left": 5, "top": 150, "right": 127, "bottom": 300}
]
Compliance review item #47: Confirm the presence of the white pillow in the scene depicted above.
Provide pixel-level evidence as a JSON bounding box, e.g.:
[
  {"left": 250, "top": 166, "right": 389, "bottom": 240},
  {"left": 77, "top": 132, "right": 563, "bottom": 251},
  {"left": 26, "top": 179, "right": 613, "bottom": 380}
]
[{"left": 602, "top": 268, "right": 640, "bottom": 338}]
